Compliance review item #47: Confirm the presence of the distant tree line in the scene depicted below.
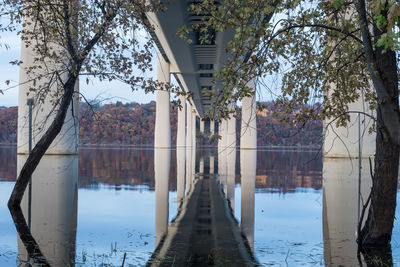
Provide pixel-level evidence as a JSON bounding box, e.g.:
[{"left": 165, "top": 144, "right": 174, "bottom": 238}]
[{"left": 0, "top": 101, "right": 322, "bottom": 146}]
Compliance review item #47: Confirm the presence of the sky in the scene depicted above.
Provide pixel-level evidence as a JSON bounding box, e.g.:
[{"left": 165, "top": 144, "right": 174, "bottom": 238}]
[
  {"left": 0, "top": 24, "right": 276, "bottom": 108},
  {"left": 0, "top": 29, "right": 159, "bottom": 107}
]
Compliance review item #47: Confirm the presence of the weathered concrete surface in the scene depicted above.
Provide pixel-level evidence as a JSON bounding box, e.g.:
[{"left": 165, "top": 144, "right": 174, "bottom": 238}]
[{"left": 148, "top": 174, "right": 257, "bottom": 267}]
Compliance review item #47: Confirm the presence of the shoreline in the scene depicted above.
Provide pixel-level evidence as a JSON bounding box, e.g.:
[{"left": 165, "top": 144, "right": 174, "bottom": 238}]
[{"left": 0, "top": 143, "right": 321, "bottom": 151}]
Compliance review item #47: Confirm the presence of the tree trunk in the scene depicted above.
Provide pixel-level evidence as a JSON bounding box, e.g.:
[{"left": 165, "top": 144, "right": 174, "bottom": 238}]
[
  {"left": 8, "top": 69, "right": 79, "bottom": 208},
  {"left": 359, "top": 32, "right": 400, "bottom": 249}
]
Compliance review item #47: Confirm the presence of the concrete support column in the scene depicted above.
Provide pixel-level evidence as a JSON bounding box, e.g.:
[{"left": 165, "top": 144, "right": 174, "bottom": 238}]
[
  {"left": 154, "top": 52, "right": 171, "bottom": 149},
  {"left": 154, "top": 148, "right": 171, "bottom": 248},
  {"left": 185, "top": 103, "right": 193, "bottom": 194},
  {"left": 200, "top": 119, "right": 205, "bottom": 134},
  {"left": 324, "top": 94, "right": 375, "bottom": 158},
  {"left": 240, "top": 149, "right": 256, "bottom": 252},
  {"left": 218, "top": 120, "right": 228, "bottom": 149},
  {"left": 241, "top": 79, "right": 257, "bottom": 149},
  {"left": 210, "top": 120, "right": 215, "bottom": 135},
  {"left": 177, "top": 95, "right": 186, "bottom": 148},
  {"left": 227, "top": 105, "right": 237, "bottom": 149},
  {"left": 186, "top": 103, "right": 193, "bottom": 148},
  {"left": 18, "top": 16, "right": 79, "bottom": 155},
  {"left": 192, "top": 110, "right": 197, "bottom": 150}
]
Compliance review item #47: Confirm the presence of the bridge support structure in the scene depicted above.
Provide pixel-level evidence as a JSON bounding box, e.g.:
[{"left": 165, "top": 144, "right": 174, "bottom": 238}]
[
  {"left": 240, "top": 80, "right": 257, "bottom": 150},
  {"left": 18, "top": 14, "right": 79, "bottom": 155},
  {"left": 210, "top": 120, "right": 215, "bottom": 136},
  {"left": 155, "top": 51, "right": 171, "bottom": 149},
  {"left": 323, "top": 92, "right": 375, "bottom": 158}
]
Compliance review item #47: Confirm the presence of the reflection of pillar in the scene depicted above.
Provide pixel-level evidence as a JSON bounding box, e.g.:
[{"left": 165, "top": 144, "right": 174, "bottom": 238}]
[
  {"left": 199, "top": 157, "right": 204, "bottom": 174},
  {"left": 209, "top": 155, "right": 214, "bottom": 174},
  {"left": 185, "top": 146, "right": 192, "bottom": 195},
  {"left": 176, "top": 147, "right": 185, "bottom": 207},
  {"left": 154, "top": 149, "right": 171, "bottom": 248},
  {"left": 18, "top": 155, "right": 78, "bottom": 266},
  {"left": 323, "top": 158, "right": 371, "bottom": 266},
  {"left": 177, "top": 95, "right": 186, "bottom": 148},
  {"left": 241, "top": 79, "right": 257, "bottom": 149},
  {"left": 226, "top": 147, "right": 236, "bottom": 212},
  {"left": 154, "top": 51, "right": 171, "bottom": 149},
  {"left": 18, "top": 17, "right": 79, "bottom": 154},
  {"left": 240, "top": 149, "right": 256, "bottom": 252},
  {"left": 200, "top": 119, "right": 204, "bottom": 134},
  {"left": 218, "top": 120, "right": 228, "bottom": 193}
]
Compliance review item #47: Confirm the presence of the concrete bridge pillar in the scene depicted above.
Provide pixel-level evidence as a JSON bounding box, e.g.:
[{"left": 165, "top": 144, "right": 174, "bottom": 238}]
[
  {"left": 240, "top": 149, "right": 256, "bottom": 252},
  {"left": 185, "top": 103, "right": 193, "bottom": 194},
  {"left": 176, "top": 95, "right": 186, "bottom": 206},
  {"left": 210, "top": 120, "right": 215, "bottom": 136},
  {"left": 324, "top": 95, "right": 375, "bottom": 158},
  {"left": 191, "top": 110, "right": 196, "bottom": 178},
  {"left": 227, "top": 104, "right": 236, "bottom": 149},
  {"left": 192, "top": 109, "right": 197, "bottom": 150},
  {"left": 186, "top": 103, "right": 193, "bottom": 148},
  {"left": 177, "top": 95, "right": 186, "bottom": 148},
  {"left": 155, "top": 51, "right": 171, "bottom": 149},
  {"left": 240, "top": 79, "right": 257, "bottom": 150},
  {"left": 18, "top": 15, "right": 79, "bottom": 155},
  {"left": 200, "top": 119, "right": 205, "bottom": 134}
]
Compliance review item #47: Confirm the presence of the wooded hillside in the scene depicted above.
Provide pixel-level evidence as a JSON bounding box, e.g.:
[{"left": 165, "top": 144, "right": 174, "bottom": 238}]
[{"left": 0, "top": 101, "right": 322, "bottom": 146}]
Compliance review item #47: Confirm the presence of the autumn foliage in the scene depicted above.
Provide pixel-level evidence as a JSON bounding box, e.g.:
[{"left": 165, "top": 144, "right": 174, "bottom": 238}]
[{"left": 0, "top": 101, "right": 322, "bottom": 147}]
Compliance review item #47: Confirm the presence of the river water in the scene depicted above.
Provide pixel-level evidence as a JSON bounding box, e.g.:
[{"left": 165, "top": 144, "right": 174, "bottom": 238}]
[{"left": 0, "top": 146, "right": 399, "bottom": 266}]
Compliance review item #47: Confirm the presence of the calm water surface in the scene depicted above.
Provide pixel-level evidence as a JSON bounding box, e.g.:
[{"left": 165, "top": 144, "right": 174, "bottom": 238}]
[{"left": 0, "top": 146, "right": 400, "bottom": 266}]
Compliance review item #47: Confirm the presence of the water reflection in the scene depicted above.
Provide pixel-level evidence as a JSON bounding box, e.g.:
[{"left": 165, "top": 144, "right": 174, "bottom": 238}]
[
  {"left": 227, "top": 148, "right": 236, "bottom": 213},
  {"left": 154, "top": 149, "right": 170, "bottom": 248},
  {"left": 17, "top": 154, "right": 78, "bottom": 266},
  {"left": 323, "top": 157, "right": 372, "bottom": 266},
  {"left": 240, "top": 149, "right": 256, "bottom": 252},
  {"left": 176, "top": 148, "right": 185, "bottom": 207},
  {"left": 2, "top": 147, "right": 400, "bottom": 265}
]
